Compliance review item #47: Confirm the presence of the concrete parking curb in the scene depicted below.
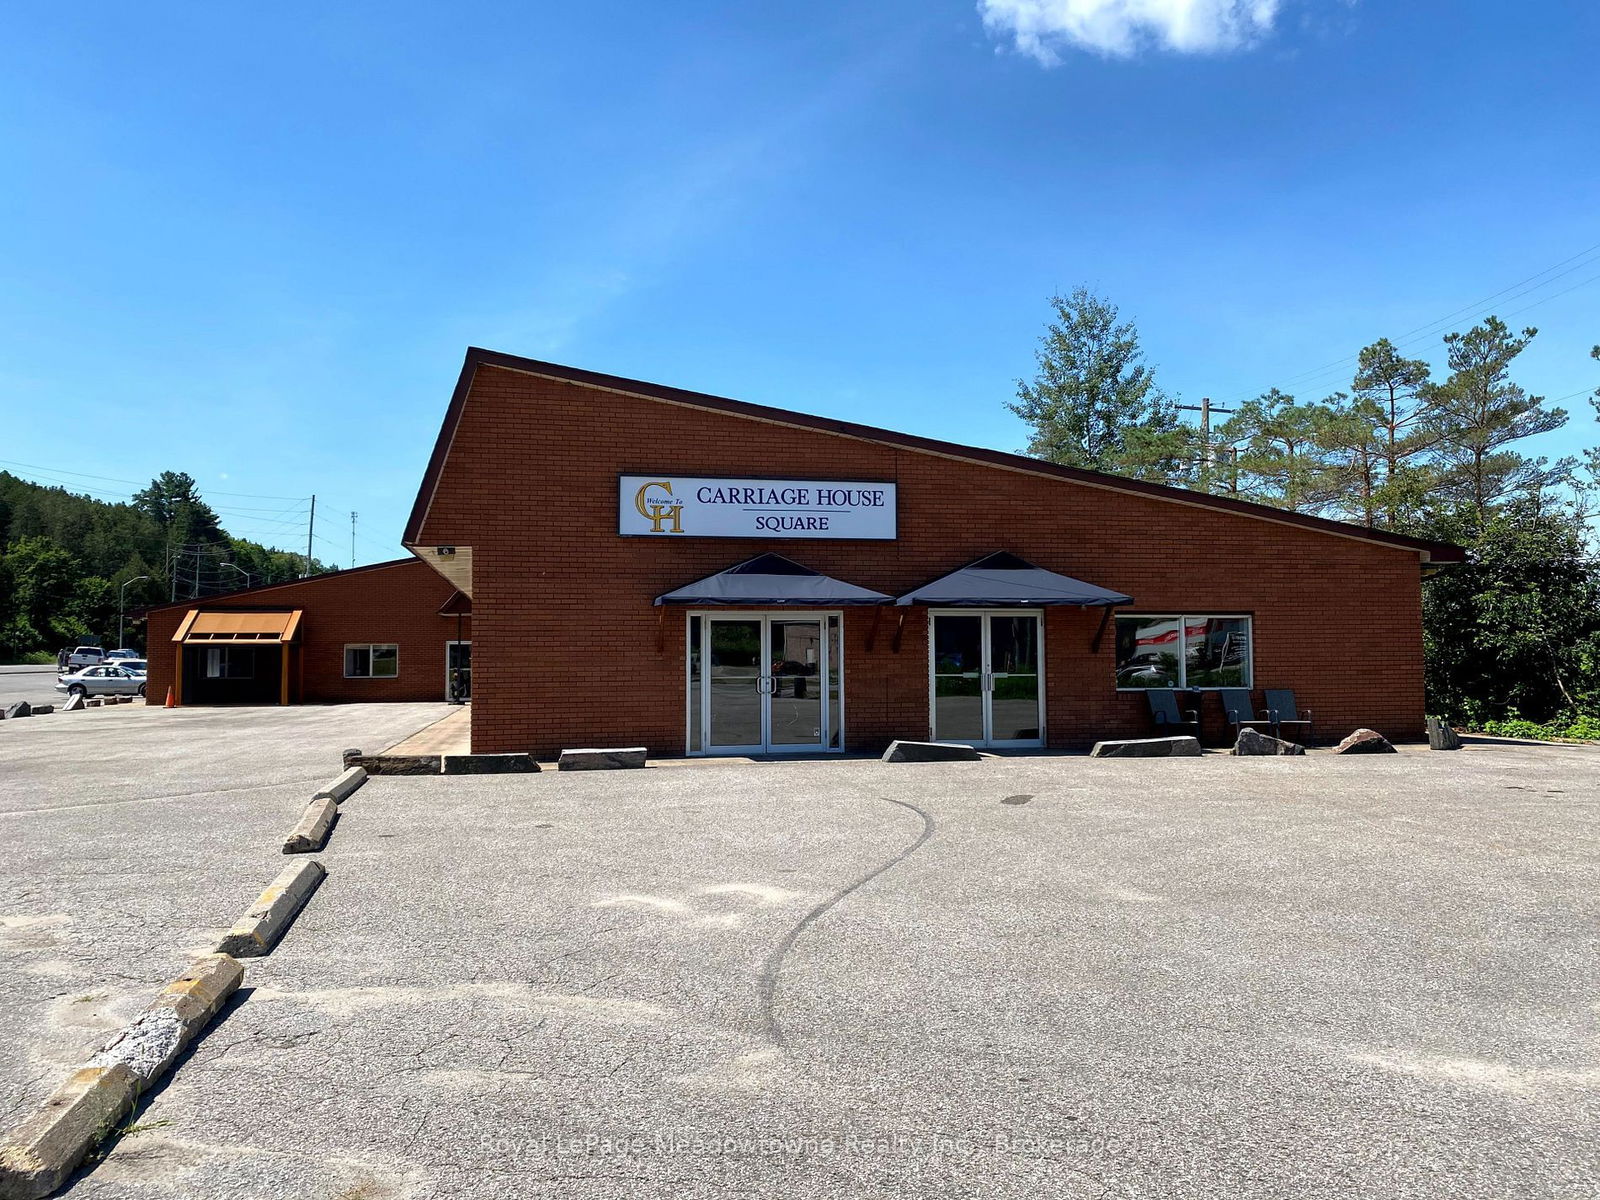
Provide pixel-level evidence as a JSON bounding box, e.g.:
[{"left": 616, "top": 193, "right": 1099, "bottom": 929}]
[
  {"left": 442, "top": 753, "right": 540, "bottom": 774},
  {"left": 346, "top": 754, "right": 440, "bottom": 775},
  {"left": 312, "top": 766, "right": 367, "bottom": 803},
  {"left": 0, "top": 1066, "right": 136, "bottom": 1200},
  {"left": 0, "top": 955, "right": 243, "bottom": 1200},
  {"left": 215, "top": 861, "right": 326, "bottom": 957},
  {"left": 282, "top": 797, "right": 337, "bottom": 854},
  {"left": 558, "top": 747, "right": 647, "bottom": 770},
  {"left": 881, "top": 740, "right": 982, "bottom": 762},
  {"left": 90, "top": 955, "right": 244, "bottom": 1083}
]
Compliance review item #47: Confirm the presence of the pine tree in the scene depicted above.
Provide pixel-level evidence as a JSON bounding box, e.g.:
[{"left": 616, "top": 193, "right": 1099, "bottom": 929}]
[
  {"left": 1008, "top": 288, "right": 1177, "bottom": 474},
  {"left": 1426, "top": 319, "right": 1571, "bottom": 522}
]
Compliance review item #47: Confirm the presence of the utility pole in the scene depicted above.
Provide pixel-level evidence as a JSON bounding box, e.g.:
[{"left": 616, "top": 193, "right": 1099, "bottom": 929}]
[
  {"left": 1176, "top": 397, "right": 1235, "bottom": 487},
  {"left": 350, "top": 511, "right": 358, "bottom": 571},
  {"left": 305, "top": 495, "right": 316, "bottom": 578}
]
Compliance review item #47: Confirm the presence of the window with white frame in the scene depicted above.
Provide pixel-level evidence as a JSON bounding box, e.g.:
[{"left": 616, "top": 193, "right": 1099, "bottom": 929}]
[
  {"left": 1114, "top": 615, "right": 1251, "bottom": 690},
  {"left": 204, "top": 647, "right": 255, "bottom": 679},
  {"left": 344, "top": 644, "right": 399, "bottom": 678}
]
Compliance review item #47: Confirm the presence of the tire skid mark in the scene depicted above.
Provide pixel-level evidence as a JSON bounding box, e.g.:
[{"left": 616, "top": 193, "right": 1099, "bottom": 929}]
[{"left": 756, "top": 796, "right": 935, "bottom": 1049}]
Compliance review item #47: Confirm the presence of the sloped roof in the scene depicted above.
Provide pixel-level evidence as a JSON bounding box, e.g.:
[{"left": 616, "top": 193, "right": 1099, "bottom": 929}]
[
  {"left": 404, "top": 347, "right": 1466, "bottom": 564},
  {"left": 896, "top": 552, "right": 1132, "bottom": 607},
  {"left": 654, "top": 553, "right": 891, "bottom": 606}
]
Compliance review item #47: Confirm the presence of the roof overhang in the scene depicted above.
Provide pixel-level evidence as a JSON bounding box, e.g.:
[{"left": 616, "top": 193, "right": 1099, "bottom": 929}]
[
  {"left": 896, "top": 552, "right": 1132, "bottom": 607},
  {"left": 654, "top": 553, "right": 891, "bottom": 607},
  {"left": 172, "top": 610, "right": 303, "bottom": 645}
]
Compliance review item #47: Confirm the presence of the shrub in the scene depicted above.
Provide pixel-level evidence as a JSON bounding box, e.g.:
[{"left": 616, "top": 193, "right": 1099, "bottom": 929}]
[{"left": 1478, "top": 712, "right": 1600, "bottom": 742}]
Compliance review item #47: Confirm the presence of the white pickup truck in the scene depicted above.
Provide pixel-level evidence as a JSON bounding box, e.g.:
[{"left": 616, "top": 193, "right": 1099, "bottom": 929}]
[{"left": 65, "top": 646, "right": 108, "bottom": 671}]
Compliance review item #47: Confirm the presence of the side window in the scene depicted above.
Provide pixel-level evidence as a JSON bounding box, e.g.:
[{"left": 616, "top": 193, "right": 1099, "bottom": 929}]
[{"left": 345, "top": 644, "right": 399, "bottom": 678}]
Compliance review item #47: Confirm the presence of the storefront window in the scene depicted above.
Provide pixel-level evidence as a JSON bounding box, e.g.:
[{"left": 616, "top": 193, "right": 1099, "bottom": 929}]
[
  {"left": 1184, "top": 618, "right": 1251, "bottom": 687},
  {"left": 1113, "top": 616, "right": 1182, "bottom": 689},
  {"left": 1114, "top": 616, "right": 1250, "bottom": 690}
]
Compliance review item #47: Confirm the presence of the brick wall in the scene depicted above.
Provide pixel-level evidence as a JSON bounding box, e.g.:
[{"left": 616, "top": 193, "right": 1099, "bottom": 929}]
[
  {"left": 145, "top": 559, "right": 470, "bottom": 705},
  {"left": 415, "top": 366, "right": 1429, "bottom": 756}
]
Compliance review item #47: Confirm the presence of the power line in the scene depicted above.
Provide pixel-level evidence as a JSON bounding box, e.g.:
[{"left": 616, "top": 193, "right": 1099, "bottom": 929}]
[
  {"left": 0, "top": 458, "right": 310, "bottom": 500},
  {"left": 1216, "top": 239, "right": 1600, "bottom": 404}
]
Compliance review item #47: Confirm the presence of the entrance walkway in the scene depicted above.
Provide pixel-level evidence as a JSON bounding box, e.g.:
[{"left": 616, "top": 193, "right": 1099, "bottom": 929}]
[{"left": 380, "top": 704, "right": 470, "bottom": 755}]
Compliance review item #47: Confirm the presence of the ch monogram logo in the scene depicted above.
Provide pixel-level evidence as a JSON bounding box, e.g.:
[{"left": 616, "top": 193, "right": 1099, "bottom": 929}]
[{"left": 633, "top": 480, "right": 684, "bottom": 534}]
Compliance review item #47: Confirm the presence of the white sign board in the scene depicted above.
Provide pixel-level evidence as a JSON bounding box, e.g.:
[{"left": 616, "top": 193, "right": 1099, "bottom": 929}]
[{"left": 619, "top": 476, "right": 896, "bottom": 539}]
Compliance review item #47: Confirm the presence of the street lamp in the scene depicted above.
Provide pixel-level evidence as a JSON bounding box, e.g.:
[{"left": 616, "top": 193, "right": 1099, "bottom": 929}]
[
  {"left": 118, "top": 575, "right": 151, "bottom": 652},
  {"left": 220, "top": 563, "right": 251, "bottom": 589}
]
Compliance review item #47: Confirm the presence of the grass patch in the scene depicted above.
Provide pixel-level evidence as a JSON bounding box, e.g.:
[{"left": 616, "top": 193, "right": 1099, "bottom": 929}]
[{"left": 116, "top": 1117, "right": 174, "bottom": 1138}]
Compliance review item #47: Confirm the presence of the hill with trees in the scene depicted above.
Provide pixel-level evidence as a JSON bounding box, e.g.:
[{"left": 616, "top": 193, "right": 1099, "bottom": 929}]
[{"left": 0, "top": 470, "right": 332, "bottom": 659}]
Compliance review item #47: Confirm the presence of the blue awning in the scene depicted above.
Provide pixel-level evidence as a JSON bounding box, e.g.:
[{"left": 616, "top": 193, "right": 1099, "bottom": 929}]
[
  {"left": 896, "top": 552, "right": 1131, "bottom": 607},
  {"left": 654, "top": 553, "right": 892, "bottom": 606}
]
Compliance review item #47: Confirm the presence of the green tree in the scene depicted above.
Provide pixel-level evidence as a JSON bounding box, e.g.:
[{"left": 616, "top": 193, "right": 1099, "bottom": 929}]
[
  {"left": 133, "top": 470, "right": 224, "bottom": 549},
  {"left": 2, "top": 535, "right": 87, "bottom": 651},
  {"left": 1312, "top": 393, "right": 1388, "bottom": 527},
  {"left": 1422, "top": 503, "right": 1600, "bottom": 723},
  {"left": 1350, "top": 338, "right": 1438, "bottom": 527},
  {"left": 1217, "top": 389, "right": 1333, "bottom": 511},
  {"left": 1426, "top": 319, "right": 1570, "bottom": 520},
  {"left": 1009, "top": 288, "right": 1177, "bottom": 474}
]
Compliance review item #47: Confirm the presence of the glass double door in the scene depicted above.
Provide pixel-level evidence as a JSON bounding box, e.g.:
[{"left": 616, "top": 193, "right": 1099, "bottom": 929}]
[
  {"left": 692, "top": 614, "right": 841, "bottom": 755},
  {"left": 930, "top": 611, "right": 1044, "bottom": 747}
]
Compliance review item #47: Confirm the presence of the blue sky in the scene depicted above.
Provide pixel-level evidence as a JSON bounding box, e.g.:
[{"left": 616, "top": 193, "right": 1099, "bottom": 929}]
[{"left": 3, "top": 1, "right": 1598, "bottom": 565}]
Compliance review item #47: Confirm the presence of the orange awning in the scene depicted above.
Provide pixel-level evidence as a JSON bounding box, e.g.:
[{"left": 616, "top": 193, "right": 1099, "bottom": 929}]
[{"left": 172, "top": 609, "right": 303, "bottom": 645}]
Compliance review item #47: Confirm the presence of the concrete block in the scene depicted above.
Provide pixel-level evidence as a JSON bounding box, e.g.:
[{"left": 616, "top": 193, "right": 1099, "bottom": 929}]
[
  {"left": 558, "top": 747, "right": 647, "bottom": 770},
  {"left": 1426, "top": 716, "right": 1461, "bottom": 751},
  {"left": 4, "top": 701, "right": 31, "bottom": 719},
  {"left": 1336, "top": 728, "right": 1397, "bottom": 754},
  {"left": 216, "top": 861, "right": 326, "bottom": 957},
  {"left": 61, "top": 694, "right": 85, "bottom": 712},
  {"left": 90, "top": 956, "right": 244, "bottom": 1085},
  {"left": 881, "top": 740, "right": 982, "bottom": 763},
  {"left": 282, "top": 797, "right": 338, "bottom": 853},
  {"left": 312, "top": 765, "right": 368, "bottom": 803},
  {"left": 29, "top": 704, "right": 53, "bottom": 715},
  {"left": 341, "top": 747, "right": 363, "bottom": 768},
  {"left": 442, "top": 753, "right": 541, "bottom": 774},
  {"left": 1090, "top": 736, "right": 1203, "bottom": 758},
  {"left": 0, "top": 1065, "right": 137, "bottom": 1200},
  {"left": 0, "top": 956, "right": 242, "bottom": 1199},
  {"left": 349, "top": 754, "right": 440, "bottom": 776},
  {"left": 1232, "top": 728, "right": 1305, "bottom": 756},
  {"left": 85, "top": 698, "right": 103, "bottom": 708}
]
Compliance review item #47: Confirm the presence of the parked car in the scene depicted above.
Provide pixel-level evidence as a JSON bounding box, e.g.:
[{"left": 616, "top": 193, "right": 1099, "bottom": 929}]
[
  {"left": 118, "top": 659, "right": 148, "bottom": 675},
  {"left": 55, "top": 665, "right": 146, "bottom": 698},
  {"left": 66, "top": 646, "right": 107, "bottom": 671},
  {"left": 105, "top": 649, "right": 142, "bottom": 661}
]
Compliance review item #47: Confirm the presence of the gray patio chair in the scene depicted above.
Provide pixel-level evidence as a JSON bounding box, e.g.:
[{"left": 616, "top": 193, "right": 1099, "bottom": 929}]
[
  {"left": 1146, "top": 689, "right": 1198, "bottom": 738},
  {"left": 1220, "top": 689, "right": 1274, "bottom": 738},
  {"left": 1263, "top": 689, "right": 1313, "bottom": 743}
]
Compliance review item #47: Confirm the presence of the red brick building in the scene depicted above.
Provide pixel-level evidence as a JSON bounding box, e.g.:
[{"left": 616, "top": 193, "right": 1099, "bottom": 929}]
[
  {"left": 402, "top": 349, "right": 1462, "bottom": 756},
  {"left": 144, "top": 558, "right": 471, "bottom": 706}
]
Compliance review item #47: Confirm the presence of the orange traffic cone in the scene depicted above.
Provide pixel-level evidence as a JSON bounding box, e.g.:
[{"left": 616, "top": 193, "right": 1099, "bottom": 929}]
[{"left": 164, "top": 686, "right": 176, "bottom": 709}]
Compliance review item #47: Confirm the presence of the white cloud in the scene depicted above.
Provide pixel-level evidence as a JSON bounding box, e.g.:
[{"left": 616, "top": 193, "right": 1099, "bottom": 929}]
[{"left": 980, "top": 0, "right": 1281, "bottom": 62}]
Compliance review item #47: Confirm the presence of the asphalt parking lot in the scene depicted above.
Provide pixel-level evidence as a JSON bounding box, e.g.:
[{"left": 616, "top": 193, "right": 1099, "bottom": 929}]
[
  {"left": 0, "top": 665, "right": 71, "bottom": 711},
  {"left": 0, "top": 701, "right": 453, "bottom": 1135},
  {"left": 3, "top": 713, "right": 1593, "bottom": 1199}
]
